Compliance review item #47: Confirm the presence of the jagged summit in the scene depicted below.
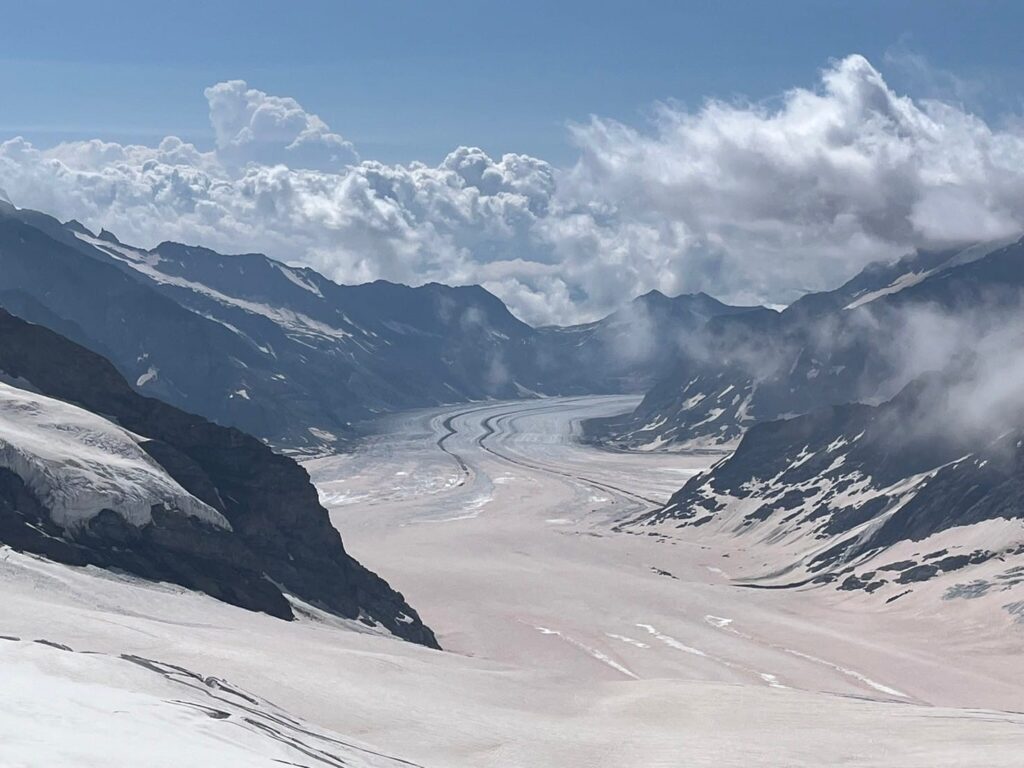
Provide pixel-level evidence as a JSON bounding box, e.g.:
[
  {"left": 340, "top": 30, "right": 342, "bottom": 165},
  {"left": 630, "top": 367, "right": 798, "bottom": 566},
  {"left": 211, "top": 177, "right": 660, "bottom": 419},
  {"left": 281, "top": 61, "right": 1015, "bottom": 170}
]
[{"left": 63, "top": 219, "right": 94, "bottom": 236}]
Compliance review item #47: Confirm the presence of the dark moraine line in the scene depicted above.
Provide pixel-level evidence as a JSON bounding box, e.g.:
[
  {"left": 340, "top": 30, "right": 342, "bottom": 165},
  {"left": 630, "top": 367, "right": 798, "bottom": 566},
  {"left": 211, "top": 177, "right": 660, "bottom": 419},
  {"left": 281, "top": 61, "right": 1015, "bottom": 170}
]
[
  {"left": 472, "top": 401, "right": 665, "bottom": 510},
  {"left": 433, "top": 400, "right": 576, "bottom": 485},
  {"left": 437, "top": 413, "right": 470, "bottom": 480},
  {"left": 120, "top": 652, "right": 428, "bottom": 767},
  {"left": 434, "top": 405, "right": 496, "bottom": 485}
]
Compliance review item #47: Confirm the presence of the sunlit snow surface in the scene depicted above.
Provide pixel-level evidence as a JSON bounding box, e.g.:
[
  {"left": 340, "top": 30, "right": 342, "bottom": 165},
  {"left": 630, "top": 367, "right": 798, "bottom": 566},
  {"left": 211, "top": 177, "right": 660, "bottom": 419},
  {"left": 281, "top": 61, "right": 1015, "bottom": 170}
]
[
  {"left": 2, "top": 395, "right": 1024, "bottom": 767},
  {"left": 0, "top": 382, "right": 226, "bottom": 529},
  {"left": 0, "top": 638, "right": 419, "bottom": 768}
]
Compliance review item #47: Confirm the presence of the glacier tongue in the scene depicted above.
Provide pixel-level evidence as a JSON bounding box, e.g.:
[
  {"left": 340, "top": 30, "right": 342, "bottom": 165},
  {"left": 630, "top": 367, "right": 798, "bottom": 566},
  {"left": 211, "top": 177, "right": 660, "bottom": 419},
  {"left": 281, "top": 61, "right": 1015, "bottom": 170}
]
[{"left": 0, "top": 381, "right": 228, "bottom": 530}]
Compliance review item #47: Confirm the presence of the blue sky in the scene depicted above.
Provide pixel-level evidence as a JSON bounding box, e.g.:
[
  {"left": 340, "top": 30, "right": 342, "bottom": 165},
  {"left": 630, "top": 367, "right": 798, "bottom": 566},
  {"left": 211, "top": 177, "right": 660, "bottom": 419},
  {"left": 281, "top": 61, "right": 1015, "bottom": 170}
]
[
  {"left": 3, "top": 1, "right": 1024, "bottom": 325},
  {"left": 2, "top": 0, "right": 1023, "bottom": 164}
]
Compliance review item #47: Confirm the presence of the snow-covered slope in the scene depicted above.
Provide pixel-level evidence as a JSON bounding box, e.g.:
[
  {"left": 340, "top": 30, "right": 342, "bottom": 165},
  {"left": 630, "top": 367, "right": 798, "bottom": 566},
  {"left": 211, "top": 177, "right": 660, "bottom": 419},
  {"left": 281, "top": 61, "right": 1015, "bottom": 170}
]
[
  {"left": 3, "top": 400, "right": 1023, "bottom": 767},
  {"left": 633, "top": 374, "right": 1024, "bottom": 602},
  {"left": 0, "top": 202, "right": 540, "bottom": 451},
  {"left": 840, "top": 237, "right": 1019, "bottom": 310},
  {"left": 0, "top": 307, "right": 436, "bottom": 646},
  {"left": 0, "top": 382, "right": 226, "bottom": 530},
  {"left": 0, "top": 638, "right": 418, "bottom": 768},
  {"left": 586, "top": 372, "right": 758, "bottom": 451}
]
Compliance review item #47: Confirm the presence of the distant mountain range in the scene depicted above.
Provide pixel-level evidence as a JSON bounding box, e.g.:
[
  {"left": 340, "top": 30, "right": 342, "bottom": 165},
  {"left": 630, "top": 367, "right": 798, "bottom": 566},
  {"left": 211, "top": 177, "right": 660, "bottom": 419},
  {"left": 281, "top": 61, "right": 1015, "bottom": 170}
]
[
  {"left": 0, "top": 201, "right": 762, "bottom": 452},
  {"left": 586, "top": 236, "right": 1024, "bottom": 450}
]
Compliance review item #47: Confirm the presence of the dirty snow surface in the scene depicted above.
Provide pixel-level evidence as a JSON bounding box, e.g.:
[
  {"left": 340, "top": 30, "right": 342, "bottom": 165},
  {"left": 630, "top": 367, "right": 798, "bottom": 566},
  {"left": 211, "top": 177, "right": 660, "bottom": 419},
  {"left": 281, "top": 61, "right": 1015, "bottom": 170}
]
[{"left": 2, "top": 395, "right": 1023, "bottom": 767}]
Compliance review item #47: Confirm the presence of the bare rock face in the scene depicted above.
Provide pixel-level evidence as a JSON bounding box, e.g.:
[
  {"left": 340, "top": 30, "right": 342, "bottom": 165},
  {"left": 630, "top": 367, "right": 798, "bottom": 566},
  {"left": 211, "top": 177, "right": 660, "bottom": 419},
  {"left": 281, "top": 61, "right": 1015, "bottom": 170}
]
[
  {"left": 636, "top": 371, "right": 1024, "bottom": 595},
  {"left": 0, "top": 308, "right": 438, "bottom": 648}
]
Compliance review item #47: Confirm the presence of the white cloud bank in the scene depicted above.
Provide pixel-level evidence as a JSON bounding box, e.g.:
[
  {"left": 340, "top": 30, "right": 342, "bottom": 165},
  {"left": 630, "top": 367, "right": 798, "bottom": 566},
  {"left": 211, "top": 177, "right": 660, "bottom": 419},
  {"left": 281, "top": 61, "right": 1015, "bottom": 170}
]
[{"left": 2, "top": 55, "right": 1024, "bottom": 325}]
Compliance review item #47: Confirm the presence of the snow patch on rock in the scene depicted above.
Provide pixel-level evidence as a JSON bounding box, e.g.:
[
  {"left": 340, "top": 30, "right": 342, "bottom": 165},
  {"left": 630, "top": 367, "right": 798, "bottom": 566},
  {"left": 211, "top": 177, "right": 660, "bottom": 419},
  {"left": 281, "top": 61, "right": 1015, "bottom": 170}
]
[{"left": 0, "top": 382, "right": 228, "bottom": 530}]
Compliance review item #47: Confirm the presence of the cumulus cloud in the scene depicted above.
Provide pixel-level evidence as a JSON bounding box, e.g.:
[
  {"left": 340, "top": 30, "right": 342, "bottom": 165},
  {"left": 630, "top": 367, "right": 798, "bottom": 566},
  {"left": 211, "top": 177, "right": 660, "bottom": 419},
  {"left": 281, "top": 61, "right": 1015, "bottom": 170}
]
[
  {"left": 203, "top": 80, "right": 358, "bottom": 169},
  {"left": 560, "top": 54, "right": 1024, "bottom": 307},
  {"left": 1, "top": 58, "right": 1024, "bottom": 325}
]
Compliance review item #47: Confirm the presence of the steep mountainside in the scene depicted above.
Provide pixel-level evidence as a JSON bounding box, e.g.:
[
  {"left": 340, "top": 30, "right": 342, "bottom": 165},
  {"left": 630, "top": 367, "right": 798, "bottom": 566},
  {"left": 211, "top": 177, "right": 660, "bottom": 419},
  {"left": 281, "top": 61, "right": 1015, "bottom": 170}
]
[
  {"left": 535, "top": 290, "right": 764, "bottom": 394},
  {"left": 0, "top": 200, "right": 763, "bottom": 450},
  {"left": 590, "top": 237, "right": 1024, "bottom": 450},
  {"left": 0, "top": 308, "right": 437, "bottom": 647},
  {"left": 0, "top": 201, "right": 538, "bottom": 451},
  {"left": 629, "top": 373, "right": 1024, "bottom": 605}
]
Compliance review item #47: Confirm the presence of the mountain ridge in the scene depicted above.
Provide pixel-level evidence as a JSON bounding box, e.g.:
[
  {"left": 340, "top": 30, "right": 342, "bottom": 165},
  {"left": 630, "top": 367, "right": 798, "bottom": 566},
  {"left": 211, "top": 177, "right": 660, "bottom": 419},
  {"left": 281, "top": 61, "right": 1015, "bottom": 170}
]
[
  {"left": 0, "top": 306, "right": 438, "bottom": 647},
  {"left": 626, "top": 367, "right": 1024, "bottom": 607},
  {"left": 0, "top": 200, "right": 764, "bottom": 450},
  {"left": 587, "top": 236, "right": 1024, "bottom": 451}
]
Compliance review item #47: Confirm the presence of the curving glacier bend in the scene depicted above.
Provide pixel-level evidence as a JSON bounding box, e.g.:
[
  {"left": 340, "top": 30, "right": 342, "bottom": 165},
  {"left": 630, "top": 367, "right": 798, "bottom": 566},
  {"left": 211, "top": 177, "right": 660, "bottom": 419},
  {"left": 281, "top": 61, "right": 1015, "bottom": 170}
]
[
  {"left": 3, "top": 395, "right": 1024, "bottom": 767},
  {"left": 307, "top": 396, "right": 1023, "bottom": 709}
]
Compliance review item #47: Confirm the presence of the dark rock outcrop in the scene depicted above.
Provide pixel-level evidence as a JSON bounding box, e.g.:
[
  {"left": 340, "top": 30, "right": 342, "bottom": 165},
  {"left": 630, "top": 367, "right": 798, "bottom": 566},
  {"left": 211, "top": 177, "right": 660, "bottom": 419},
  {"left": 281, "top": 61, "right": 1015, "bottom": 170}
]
[
  {"left": 0, "top": 308, "right": 438, "bottom": 647},
  {"left": 637, "top": 370, "right": 1024, "bottom": 591}
]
